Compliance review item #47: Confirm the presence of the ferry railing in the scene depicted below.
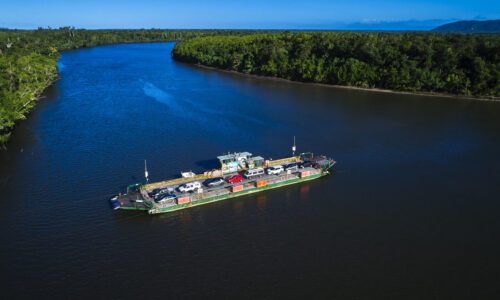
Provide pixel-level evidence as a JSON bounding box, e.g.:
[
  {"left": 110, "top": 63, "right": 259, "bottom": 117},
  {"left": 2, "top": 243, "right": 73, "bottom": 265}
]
[
  {"left": 142, "top": 156, "right": 302, "bottom": 191},
  {"left": 320, "top": 159, "right": 336, "bottom": 172},
  {"left": 143, "top": 170, "right": 222, "bottom": 190},
  {"left": 267, "top": 156, "right": 301, "bottom": 167},
  {"left": 189, "top": 188, "right": 230, "bottom": 202}
]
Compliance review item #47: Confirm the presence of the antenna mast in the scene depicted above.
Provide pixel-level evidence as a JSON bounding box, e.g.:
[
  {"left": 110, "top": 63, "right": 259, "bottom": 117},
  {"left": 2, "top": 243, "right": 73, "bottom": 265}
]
[
  {"left": 144, "top": 159, "right": 149, "bottom": 183},
  {"left": 292, "top": 136, "right": 296, "bottom": 156}
]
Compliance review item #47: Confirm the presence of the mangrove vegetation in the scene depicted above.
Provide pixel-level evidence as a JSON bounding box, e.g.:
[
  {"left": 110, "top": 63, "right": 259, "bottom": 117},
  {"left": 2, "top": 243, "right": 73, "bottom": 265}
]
[
  {"left": 2, "top": 29, "right": 499, "bottom": 147},
  {"left": 172, "top": 32, "right": 500, "bottom": 98},
  {"left": 0, "top": 28, "right": 278, "bottom": 146}
]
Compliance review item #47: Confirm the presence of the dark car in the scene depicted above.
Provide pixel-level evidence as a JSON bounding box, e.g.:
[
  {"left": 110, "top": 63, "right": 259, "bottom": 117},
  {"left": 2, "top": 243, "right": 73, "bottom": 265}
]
[
  {"left": 148, "top": 187, "right": 173, "bottom": 199},
  {"left": 204, "top": 177, "right": 225, "bottom": 187},
  {"left": 148, "top": 188, "right": 161, "bottom": 198},
  {"left": 155, "top": 193, "right": 176, "bottom": 203},
  {"left": 285, "top": 163, "right": 300, "bottom": 172},
  {"left": 299, "top": 160, "right": 312, "bottom": 168}
]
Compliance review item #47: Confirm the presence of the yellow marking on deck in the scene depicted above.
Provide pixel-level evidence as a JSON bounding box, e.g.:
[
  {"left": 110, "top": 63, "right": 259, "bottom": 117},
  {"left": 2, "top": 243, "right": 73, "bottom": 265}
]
[{"left": 143, "top": 156, "right": 301, "bottom": 190}]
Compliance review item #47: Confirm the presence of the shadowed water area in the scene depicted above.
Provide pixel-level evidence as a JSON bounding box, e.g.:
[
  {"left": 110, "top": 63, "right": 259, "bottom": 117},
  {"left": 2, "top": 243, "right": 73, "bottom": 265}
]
[{"left": 1, "top": 42, "right": 499, "bottom": 299}]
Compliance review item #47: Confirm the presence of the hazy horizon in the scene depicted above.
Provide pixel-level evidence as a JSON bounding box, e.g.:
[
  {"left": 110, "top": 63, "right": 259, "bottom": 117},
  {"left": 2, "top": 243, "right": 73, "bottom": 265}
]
[{"left": 2, "top": 0, "right": 499, "bottom": 31}]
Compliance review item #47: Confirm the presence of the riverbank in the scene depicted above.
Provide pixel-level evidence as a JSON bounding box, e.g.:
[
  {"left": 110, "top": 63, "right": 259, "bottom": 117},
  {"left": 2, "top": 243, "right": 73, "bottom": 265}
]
[
  {"left": 1, "top": 29, "right": 266, "bottom": 148},
  {"left": 3, "top": 41, "right": 500, "bottom": 299},
  {"left": 171, "top": 33, "right": 500, "bottom": 100},
  {"left": 189, "top": 63, "right": 500, "bottom": 102},
  {"left": 0, "top": 75, "right": 61, "bottom": 147},
  {"left": 1, "top": 40, "right": 180, "bottom": 148}
]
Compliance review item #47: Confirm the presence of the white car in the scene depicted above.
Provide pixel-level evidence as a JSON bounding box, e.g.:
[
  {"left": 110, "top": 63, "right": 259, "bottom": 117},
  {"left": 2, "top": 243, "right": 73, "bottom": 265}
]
[
  {"left": 267, "top": 165, "right": 284, "bottom": 175},
  {"left": 178, "top": 181, "right": 201, "bottom": 193},
  {"left": 244, "top": 167, "right": 265, "bottom": 178}
]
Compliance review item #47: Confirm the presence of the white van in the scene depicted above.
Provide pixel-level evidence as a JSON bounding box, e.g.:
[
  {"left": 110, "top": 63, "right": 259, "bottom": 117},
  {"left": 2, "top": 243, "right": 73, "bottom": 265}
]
[
  {"left": 244, "top": 168, "right": 265, "bottom": 178},
  {"left": 267, "top": 165, "right": 284, "bottom": 175},
  {"left": 178, "top": 181, "right": 201, "bottom": 193}
]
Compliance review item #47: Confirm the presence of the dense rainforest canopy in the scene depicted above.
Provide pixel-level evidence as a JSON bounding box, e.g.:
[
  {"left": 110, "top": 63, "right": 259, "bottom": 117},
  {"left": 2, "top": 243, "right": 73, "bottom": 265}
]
[
  {"left": 172, "top": 32, "right": 500, "bottom": 98},
  {"left": 0, "top": 28, "right": 278, "bottom": 146},
  {"left": 1, "top": 29, "right": 499, "bottom": 147}
]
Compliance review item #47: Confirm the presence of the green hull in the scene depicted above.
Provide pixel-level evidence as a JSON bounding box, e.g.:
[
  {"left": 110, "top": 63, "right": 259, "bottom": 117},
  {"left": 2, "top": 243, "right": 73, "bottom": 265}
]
[{"left": 147, "top": 172, "right": 324, "bottom": 214}]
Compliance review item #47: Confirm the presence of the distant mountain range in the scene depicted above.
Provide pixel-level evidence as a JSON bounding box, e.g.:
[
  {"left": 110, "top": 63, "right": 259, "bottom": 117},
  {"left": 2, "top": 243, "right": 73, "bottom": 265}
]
[{"left": 432, "top": 20, "right": 500, "bottom": 33}]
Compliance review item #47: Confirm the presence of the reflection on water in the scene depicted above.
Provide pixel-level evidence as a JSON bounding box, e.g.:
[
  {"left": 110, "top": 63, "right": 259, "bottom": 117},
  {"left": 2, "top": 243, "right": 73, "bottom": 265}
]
[
  {"left": 300, "top": 185, "right": 310, "bottom": 199},
  {"left": 178, "top": 211, "right": 192, "bottom": 225},
  {"left": 256, "top": 194, "right": 268, "bottom": 210},
  {"left": 232, "top": 199, "right": 244, "bottom": 215}
]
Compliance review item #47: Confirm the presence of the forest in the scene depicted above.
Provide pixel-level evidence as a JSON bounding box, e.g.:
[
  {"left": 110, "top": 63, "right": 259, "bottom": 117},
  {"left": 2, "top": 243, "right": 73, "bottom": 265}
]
[
  {"left": 2, "top": 29, "right": 499, "bottom": 147},
  {"left": 172, "top": 32, "right": 500, "bottom": 98},
  {"left": 0, "top": 28, "right": 277, "bottom": 146}
]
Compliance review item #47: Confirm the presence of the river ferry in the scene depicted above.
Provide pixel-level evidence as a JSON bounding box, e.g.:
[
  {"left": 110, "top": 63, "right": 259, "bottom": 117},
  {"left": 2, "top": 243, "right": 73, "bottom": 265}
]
[{"left": 110, "top": 151, "right": 335, "bottom": 215}]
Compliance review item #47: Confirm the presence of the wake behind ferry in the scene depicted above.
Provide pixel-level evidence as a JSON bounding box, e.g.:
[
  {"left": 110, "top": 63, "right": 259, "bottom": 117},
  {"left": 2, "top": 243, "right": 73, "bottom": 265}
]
[{"left": 110, "top": 151, "right": 335, "bottom": 215}]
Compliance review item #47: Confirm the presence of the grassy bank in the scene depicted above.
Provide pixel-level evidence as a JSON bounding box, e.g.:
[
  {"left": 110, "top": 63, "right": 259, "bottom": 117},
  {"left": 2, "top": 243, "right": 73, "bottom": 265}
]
[{"left": 172, "top": 32, "right": 500, "bottom": 99}]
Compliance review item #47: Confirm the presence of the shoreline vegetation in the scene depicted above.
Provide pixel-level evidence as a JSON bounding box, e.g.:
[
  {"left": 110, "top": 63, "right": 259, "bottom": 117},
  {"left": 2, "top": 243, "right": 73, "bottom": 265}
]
[
  {"left": 0, "top": 28, "right": 279, "bottom": 147},
  {"left": 172, "top": 32, "right": 499, "bottom": 101},
  {"left": 188, "top": 63, "right": 500, "bottom": 102},
  {"left": 1, "top": 29, "right": 499, "bottom": 147}
]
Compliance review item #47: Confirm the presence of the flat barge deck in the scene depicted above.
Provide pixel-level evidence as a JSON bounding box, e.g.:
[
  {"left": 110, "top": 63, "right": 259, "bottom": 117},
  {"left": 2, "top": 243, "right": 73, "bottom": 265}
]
[{"left": 110, "top": 152, "right": 335, "bottom": 215}]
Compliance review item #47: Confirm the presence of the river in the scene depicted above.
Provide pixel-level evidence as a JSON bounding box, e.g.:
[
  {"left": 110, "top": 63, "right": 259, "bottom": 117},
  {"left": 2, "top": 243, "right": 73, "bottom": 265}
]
[{"left": 1, "top": 42, "right": 499, "bottom": 299}]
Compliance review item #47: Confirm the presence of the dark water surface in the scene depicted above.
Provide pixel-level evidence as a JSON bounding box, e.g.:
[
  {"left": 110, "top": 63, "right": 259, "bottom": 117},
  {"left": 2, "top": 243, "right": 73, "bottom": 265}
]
[{"left": 1, "top": 42, "right": 499, "bottom": 299}]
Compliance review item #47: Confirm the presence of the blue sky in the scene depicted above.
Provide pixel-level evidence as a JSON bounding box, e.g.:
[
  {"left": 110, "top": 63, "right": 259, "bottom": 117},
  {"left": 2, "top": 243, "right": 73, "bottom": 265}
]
[{"left": 1, "top": 0, "right": 499, "bottom": 30}]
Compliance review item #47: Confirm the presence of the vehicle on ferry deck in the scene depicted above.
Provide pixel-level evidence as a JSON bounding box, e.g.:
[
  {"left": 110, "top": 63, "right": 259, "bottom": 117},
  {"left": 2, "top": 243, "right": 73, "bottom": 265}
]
[
  {"left": 204, "top": 177, "right": 225, "bottom": 187},
  {"left": 178, "top": 181, "right": 201, "bottom": 193},
  {"left": 227, "top": 174, "right": 243, "bottom": 183},
  {"left": 111, "top": 151, "right": 336, "bottom": 215},
  {"left": 285, "top": 163, "right": 299, "bottom": 172},
  {"left": 299, "top": 160, "right": 313, "bottom": 168},
  {"left": 266, "top": 165, "right": 284, "bottom": 175},
  {"left": 244, "top": 168, "right": 265, "bottom": 178},
  {"left": 149, "top": 187, "right": 174, "bottom": 199},
  {"left": 155, "top": 193, "right": 176, "bottom": 203}
]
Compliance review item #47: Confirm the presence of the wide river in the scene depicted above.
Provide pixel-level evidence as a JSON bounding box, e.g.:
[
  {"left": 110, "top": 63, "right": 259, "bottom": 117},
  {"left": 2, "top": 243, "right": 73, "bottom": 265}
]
[{"left": 1, "top": 42, "right": 499, "bottom": 298}]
